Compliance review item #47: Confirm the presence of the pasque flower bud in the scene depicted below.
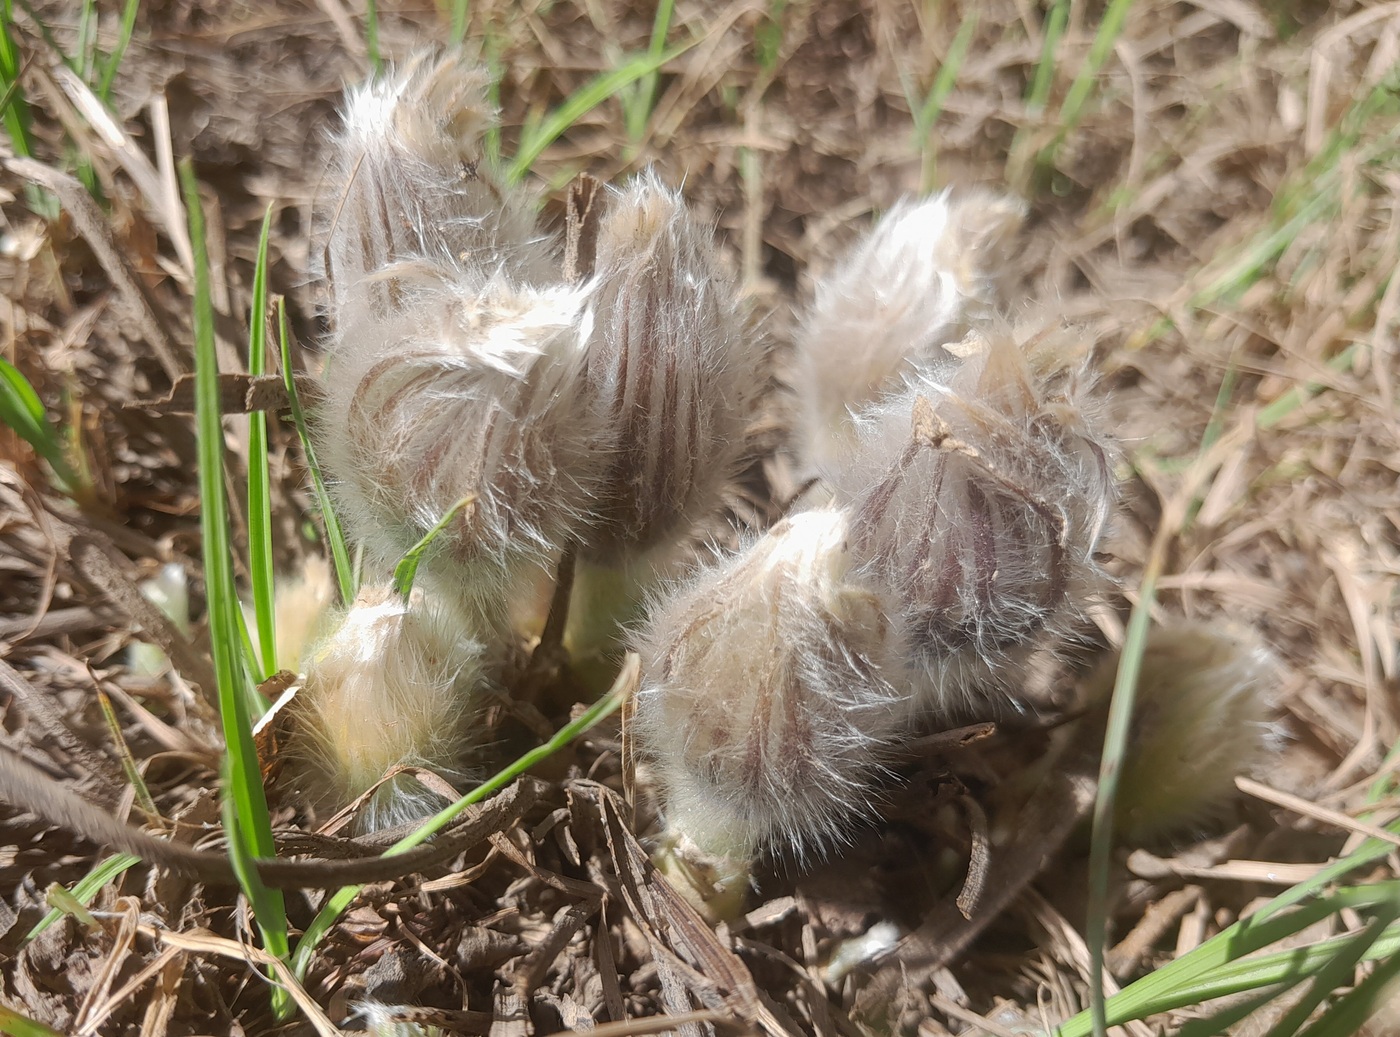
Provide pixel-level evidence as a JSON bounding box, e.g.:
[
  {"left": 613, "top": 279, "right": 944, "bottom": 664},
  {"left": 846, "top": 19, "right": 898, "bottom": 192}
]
[
  {"left": 837, "top": 326, "right": 1116, "bottom": 715},
  {"left": 581, "top": 170, "right": 762, "bottom": 561},
  {"left": 1083, "top": 622, "right": 1279, "bottom": 842},
  {"left": 792, "top": 189, "right": 1026, "bottom": 474},
  {"left": 286, "top": 585, "right": 486, "bottom": 832},
  {"left": 316, "top": 53, "right": 601, "bottom": 614},
  {"left": 632, "top": 509, "right": 905, "bottom": 915},
  {"left": 322, "top": 49, "right": 554, "bottom": 310},
  {"left": 317, "top": 278, "right": 606, "bottom": 614}
]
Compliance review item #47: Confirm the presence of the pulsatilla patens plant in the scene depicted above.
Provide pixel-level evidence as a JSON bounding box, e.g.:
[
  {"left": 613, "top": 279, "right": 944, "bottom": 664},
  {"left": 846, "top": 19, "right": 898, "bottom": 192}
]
[
  {"left": 836, "top": 326, "right": 1117, "bottom": 715},
  {"left": 632, "top": 509, "right": 906, "bottom": 915},
  {"left": 316, "top": 53, "right": 600, "bottom": 619},
  {"left": 315, "top": 52, "right": 762, "bottom": 627},
  {"left": 581, "top": 170, "right": 760, "bottom": 564},
  {"left": 791, "top": 189, "right": 1026, "bottom": 476},
  {"left": 631, "top": 198, "right": 1119, "bottom": 911}
]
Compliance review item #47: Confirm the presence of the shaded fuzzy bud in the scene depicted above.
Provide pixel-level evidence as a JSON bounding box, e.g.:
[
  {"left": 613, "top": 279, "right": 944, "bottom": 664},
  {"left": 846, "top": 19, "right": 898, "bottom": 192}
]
[
  {"left": 838, "top": 326, "right": 1116, "bottom": 714},
  {"left": 286, "top": 585, "right": 485, "bottom": 832},
  {"left": 792, "top": 189, "right": 1026, "bottom": 474},
  {"left": 580, "top": 170, "right": 763, "bottom": 561},
  {"left": 633, "top": 509, "right": 905, "bottom": 909},
  {"left": 321, "top": 50, "right": 555, "bottom": 321},
  {"left": 1084, "top": 623, "right": 1280, "bottom": 843},
  {"left": 317, "top": 277, "right": 605, "bottom": 616}
]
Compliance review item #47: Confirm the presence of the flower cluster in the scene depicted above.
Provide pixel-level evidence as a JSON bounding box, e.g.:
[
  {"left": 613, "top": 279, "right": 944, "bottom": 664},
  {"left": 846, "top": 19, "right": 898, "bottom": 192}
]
[
  {"left": 291, "top": 51, "right": 765, "bottom": 827},
  {"left": 633, "top": 197, "right": 1120, "bottom": 909},
  {"left": 289, "top": 51, "right": 1275, "bottom": 882}
]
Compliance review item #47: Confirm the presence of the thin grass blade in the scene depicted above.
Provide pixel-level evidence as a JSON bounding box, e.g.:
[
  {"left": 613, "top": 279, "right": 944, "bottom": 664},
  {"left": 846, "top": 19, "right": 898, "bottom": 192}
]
[
  {"left": 277, "top": 298, "right": 355, "bottom": 605},
  {"left": 0, "top": 357, "right": 80, "bottom": 493},
  {"left": 181, "top": 159, "right": 291, "bottom": 1014},
  {"left": 507, "top": 42, "right": 693, "bottom": 183},
  {"left": 246, "top": 205, "right": 277, "bottom": 678},
  {"left": 391, "top": 493, "right": 476, "bottom": 597},
  {"left": 96, "top": 0, "right": 140, "bottom": 102}
]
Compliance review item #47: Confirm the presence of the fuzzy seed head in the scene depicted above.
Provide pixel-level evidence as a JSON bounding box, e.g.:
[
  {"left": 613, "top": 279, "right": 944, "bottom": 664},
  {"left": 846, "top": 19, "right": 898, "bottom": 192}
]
[
  {"left": 633, "top": 509, "right": 905, "bottom": 866},
  {"left": 287, "top": 585, "right": 485, "bottom": 832},
  {"left": 839, "top": 326, "right": 1116, "bottom": 715},
  {"left": 1086, "top": 622, "right": 1280, "bottom": 842},
  {"left": 317, "top": 277, "right": 606, "bottom": 613},
  {"left": 792, "top": 189, "right": 1026, "bottom": 474},
  {"left": 581, "top": 170, "right": 763, "bottom": 561}
]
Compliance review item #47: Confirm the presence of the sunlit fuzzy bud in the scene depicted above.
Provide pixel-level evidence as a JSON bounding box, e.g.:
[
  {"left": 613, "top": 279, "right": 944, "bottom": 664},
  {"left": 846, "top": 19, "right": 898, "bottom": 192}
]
[
  {"left": 1083, "top": 623, "right": 1280, "bottom": 843},
  {"left": 580, "top": 170, "right": 763, "bottom": 562},
  {"left": 243, "top": 555, "right": 337, "bottom": 674},
  {"left": 285, "top": 584, "right": 485, "bottom": 832},
  {"left": 316, "top": 276, "right": 605, "bottom": 617},
  {"left": 321, "top": 49, "right": 555, "bottom": 319},
  {"left": 632, "top": 509, "right": 905, "bottom": 916},
  {"left": 792, "top": 189, "right": 1026, "bottom": 474},
  {"left": 838, "top": 326, "right": 1116, "bottom": 715}
]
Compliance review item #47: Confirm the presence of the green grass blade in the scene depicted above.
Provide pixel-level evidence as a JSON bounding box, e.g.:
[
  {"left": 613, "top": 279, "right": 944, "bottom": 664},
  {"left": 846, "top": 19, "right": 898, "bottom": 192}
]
[
  {"left": 1084, "top": 569, "right": 1157, "bottom": 1037},
  {"left": 912, "top": 8, "right": 978, "bottom": 191},
  {"left": 753, "top": 0, "right": 787, "bottom": 75},
  {"left": 96, "top": 0, "right": 141, "bottom": 103},
  {"left": 1175, "top": 985, "right": 1290, "bottom": 1037},
  {"left": 507, "top": 41, "right": 693, "bottom": 183},
  {"left": 1297, "top": 942, "right": 1400, "bottom": 1037},
  {"left": 95, "top": 688, "right": 158, "bottom": 817},
  {"left": 1171, "top": 920, "right": 1400, "bottom": 1009},
  {"left": 291, "top": 665, "right": 631, "bottom": 979},
  {"left": 448, "top": 0, "right": 469, "bottom": 45},
  {"left": 1055, "top": 881, "right": 1400, "bottom": 1035},
  {"left": 0, "top": 1004, "right": 67, "bottom": 1037},
  {"left": 1026, "top": 0, "right": 1069, "bottom": 117},
  {"left": 276, "top": 299, "right": 355, "bottom": 606},
  {"left": 76, "top": 0, "right": 96, "bottom": 83},
  {"left": 1255, "top": 343, "right": 1361, "bottom": 431},
  {"left": 1057, "top": 0, "right": 1136, "bottom": 136},
  {"left": 364, "top": 0, "right": 381, "bottom": 74},
  {"left": 392, "top": 494, "right": 476, "bottom": 597},
  {"left": 21, "top": 853, "right": 141, "bottom": 944},
  {"left": 181, "top": 159, "right": 291, "bottom": 1013},
  {"left": 247, "top": 205, "right": 277, "bottom": 679},
  {"left": 0, "top": 0, "right": 35, "bottom": 160},
  {"left": 0, "top": 357, "right": 81, "bottom": 493},
  {"left": 623, "top": 0, "right": 675, "bottom": 143},
  {"left": 1263, "top": 904, "right": 1400, "bottom": 1037}
]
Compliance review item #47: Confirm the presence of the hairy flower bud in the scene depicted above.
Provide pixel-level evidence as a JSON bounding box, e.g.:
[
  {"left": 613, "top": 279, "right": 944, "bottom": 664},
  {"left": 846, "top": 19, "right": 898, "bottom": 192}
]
[
  {"left": 633, "top": 509, "right": 905, "bottom": 913},
  {"left": 792, "top": 189, "right": 1026, "bottom": 474},
  {"left": 317, "top": 278, "right": 605, "bottom": 614},
  {"left": 581, "top": 170, "right": 763, "bottom": 561},
  {"left": 1084, "top": 623, "right": 1280, "bottom": 842},
  {"left": 314, "top": 52, "right": 600, "bottom": 616},
  {"left": 286, "top": 585, "right": 486, "bottom": 832},
  {"left": 321, "top": 49, "right": 554, "bottom": 316},
  {"left": 838, "top": 326, "right": 1116, "bottom": 715}
]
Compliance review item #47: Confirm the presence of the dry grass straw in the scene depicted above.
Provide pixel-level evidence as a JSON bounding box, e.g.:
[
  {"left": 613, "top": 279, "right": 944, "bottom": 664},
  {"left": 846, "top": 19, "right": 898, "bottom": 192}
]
[{"left": 0, "top": 0, "right": 1396, "bottom": 1032}]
